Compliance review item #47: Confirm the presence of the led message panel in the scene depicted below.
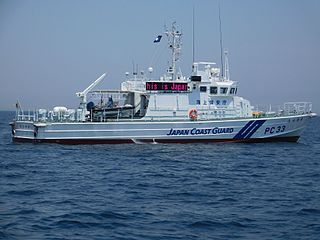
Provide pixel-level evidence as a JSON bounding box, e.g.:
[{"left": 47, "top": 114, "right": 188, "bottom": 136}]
[{"left": 146, "top": 82, "right": 188, "bottom": 92}]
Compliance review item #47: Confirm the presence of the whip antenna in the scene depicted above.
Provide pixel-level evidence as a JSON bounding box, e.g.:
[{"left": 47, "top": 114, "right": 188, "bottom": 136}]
[
  {"left": 192, "top": 5, "right": 195, "bottom": 64},
  {"left": 218, "top": 3, "right": 224, "bottom": 79}
]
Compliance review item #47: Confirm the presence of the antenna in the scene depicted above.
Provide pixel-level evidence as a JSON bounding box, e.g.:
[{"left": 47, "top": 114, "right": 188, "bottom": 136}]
[
  {"left": 218, "top": 3, "right": 224, "bottom": 79},
  {"left": 192, "top": 5, "right": 195, "bottom": 64},
  {"left": 224, "top": 50, "right": 230, "bottom": 80}
]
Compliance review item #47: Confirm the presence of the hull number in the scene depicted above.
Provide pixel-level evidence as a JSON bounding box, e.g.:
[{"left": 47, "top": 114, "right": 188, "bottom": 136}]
[{"left": 264, "top": 125, "right": 286, "bottom": 135}]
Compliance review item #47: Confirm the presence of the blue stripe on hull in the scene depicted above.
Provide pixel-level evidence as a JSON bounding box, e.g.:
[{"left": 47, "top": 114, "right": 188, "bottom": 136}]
[
  {"left": 233, "top": 120, "right": 266, "bottom": 140},
  {"left": 233, "top": 120, "right": 255, "bottom": 139}
]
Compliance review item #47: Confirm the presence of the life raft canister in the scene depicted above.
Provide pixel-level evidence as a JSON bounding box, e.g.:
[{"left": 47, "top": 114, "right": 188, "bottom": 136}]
[{"left": 188, "top": 108, "right": 198, "bottom": 120}]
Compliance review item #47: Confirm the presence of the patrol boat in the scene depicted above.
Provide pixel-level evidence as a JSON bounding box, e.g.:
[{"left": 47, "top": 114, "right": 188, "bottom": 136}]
[{"left": 10, "top": 23, "right": 316, "bottom": 144}]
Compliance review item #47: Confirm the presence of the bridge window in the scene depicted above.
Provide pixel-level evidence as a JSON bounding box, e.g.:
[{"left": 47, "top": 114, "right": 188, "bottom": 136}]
[
  {"left": 200, "top": 86, "right": 207, "bottom": 92},
  {"left": 209, "top": 100, "right": 214, "bottom": 104},
  {"left": 216, "top": 100, "right": 220, "bottom": 105},
  {"left": 196, "top": 100, "right": 200, "bottom": 105},
  {"left": 230, "top": 88, "right": 236, "bottom": 94},
  {"left": 222, "top": 100, "right": 227, "bottom": 105},
  {"left": 210, "top": 86, "right": 217, "bottom": 94},
  {"left": 220, "top": 87, "right": 228, "bottom": 94}
]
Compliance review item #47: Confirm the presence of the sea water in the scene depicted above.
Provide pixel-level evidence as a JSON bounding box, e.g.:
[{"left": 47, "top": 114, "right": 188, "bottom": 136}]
[{"left": 1, "top": 111, "right": 319, "bottom": 240}]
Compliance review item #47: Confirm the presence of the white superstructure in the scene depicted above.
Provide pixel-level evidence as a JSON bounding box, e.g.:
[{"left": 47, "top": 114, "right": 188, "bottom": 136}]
[{"left": 10, "top": 23, "right": 316, "bottom": 144}]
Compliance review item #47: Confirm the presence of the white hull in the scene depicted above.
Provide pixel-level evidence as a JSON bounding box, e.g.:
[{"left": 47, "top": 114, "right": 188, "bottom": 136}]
[{"left": 11, "top": 114, "right": 314, "bottom": 144}]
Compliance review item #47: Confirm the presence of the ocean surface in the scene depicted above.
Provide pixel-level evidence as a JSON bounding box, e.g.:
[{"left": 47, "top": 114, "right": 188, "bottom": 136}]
[{"left": 1, "top": 111, "right": 319, "bottom": 240}]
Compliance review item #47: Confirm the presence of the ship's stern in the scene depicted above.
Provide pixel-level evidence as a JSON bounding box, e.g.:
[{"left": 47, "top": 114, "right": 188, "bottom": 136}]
[{"left": 10, "top": 120, "right": 39, "bottom": 143}]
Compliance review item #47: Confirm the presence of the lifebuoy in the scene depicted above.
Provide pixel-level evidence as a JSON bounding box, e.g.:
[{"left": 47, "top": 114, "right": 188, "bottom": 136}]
[{"left": 188, "top": 108, "right": 198, "bottom": 120}]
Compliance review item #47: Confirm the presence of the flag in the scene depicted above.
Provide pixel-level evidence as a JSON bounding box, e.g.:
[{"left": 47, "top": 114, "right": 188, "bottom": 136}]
[{"left": 153, "top": 35, "right": 162, "bottom": 43}]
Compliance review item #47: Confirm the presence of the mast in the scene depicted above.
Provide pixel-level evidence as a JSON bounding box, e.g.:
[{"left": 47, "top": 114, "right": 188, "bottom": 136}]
[{"left": 165, "top": 22, "right": 182, "bottom": 81}]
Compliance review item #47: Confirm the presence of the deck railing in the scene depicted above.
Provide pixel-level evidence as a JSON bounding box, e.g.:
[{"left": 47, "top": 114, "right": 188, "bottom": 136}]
[
  {"left": 283, "top": 102, "right": 312, "bottom": 115},
  {"left": 15, "top": 102, "right": 313, "bottom": 123},
  {"left": 254, "top": 102, "right": 312, "bottom": 117}
]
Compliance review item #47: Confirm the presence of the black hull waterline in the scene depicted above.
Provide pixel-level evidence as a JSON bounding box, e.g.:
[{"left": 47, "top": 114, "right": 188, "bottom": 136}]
[{"left": 12, "top": 136, "right": 300, "bottom": 145}]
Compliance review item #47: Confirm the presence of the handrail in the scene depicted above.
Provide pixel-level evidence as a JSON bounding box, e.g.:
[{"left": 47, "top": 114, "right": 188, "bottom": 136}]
[{"left": 15, "top": 101, "right": 313, "bottom": 123}]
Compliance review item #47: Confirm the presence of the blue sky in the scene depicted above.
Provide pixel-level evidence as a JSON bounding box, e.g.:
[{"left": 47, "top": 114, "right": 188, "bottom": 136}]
[{"left": 0, "top": 0, "right": 319, "bottom": 112}]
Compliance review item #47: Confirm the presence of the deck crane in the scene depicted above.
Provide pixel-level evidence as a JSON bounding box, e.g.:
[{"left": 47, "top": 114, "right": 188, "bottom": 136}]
[{"left": 76, "top": 73, "right": 106, "bottom": 121}]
